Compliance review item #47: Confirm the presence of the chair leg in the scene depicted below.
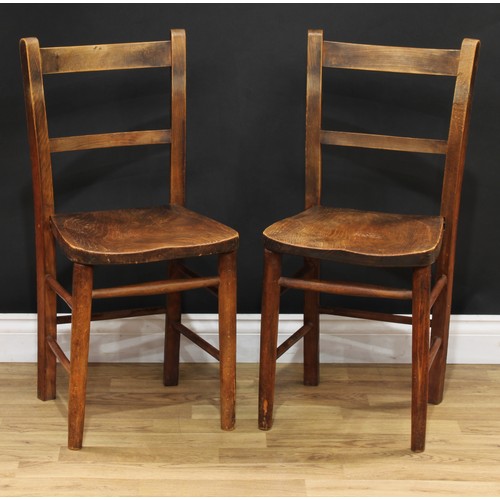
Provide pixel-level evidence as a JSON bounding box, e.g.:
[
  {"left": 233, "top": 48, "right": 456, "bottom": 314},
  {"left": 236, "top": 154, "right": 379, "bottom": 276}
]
[
  {"left": 428, "top": 283, "right": 451, "bottom": 404},
  {"left": 258, "top": 249, "right": 282, "bottom": 430},
  {"left": 164, "top": 260, "right": 182, "bottom": 386},
  {"left": 218, "top": 251, "right": 237, "bottom": 431},
  {"left": 37, "top": 275, "right": 57, "bottom": 401},
  {"left": 303, "top": 258, "right": 320, "bottom": 386},
  {"left": 411, "top": 265, "right": 431, "bottom": 452},
  {"left": 67, "top": 263, "right": 93, "bottom": 450}
]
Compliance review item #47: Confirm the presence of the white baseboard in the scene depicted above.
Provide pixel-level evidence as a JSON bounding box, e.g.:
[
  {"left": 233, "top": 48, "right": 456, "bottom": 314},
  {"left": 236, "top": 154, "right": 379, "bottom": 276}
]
[{"left": 0, "top": 313, "right": 498, "bottom": 364}]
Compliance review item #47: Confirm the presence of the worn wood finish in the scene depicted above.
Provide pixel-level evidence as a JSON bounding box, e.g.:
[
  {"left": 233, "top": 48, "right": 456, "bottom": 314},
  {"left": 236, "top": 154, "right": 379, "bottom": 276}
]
[
  {"left": 411, "top": 265, "right": 431, "bottom": 452},
  {"left": 429, "top": 39, "right": 480, "bottom": 405},
  {"left": 21, "top": 30, "right": 239, "bottom": 449},
  {"left": 67, "top": 263, "right": 93, "bottom": 450},
  {"left": 218, "top": 251, "right": 238, "bottom": 430},
  {"left": 264, "top": 206, "right": 444, "bottom": 267},
  {"left": 49, "top": 130, "right": 171, "bottom": 153},
  {"left": 40, "top": 41, "right": 171, "bottom": 74},
  {"left": 91, "top": 276, "right": 220, "bottom": 299},
  {"left": 51, "top": 205, "right": 238, "bottom": 265},
  {"left": 164, "top": 260, "right": 183, "bottom": 386},
  {"left": 258, "top": 250, "right": 282, "bottom": 431},
  {"left": 303, "top": 258, "right": 320, "bottom": 386},
  {"left": 173, "top": 321, "right": 220, "bottom": 361},
  {"left": 323, "top": 40, "right": 460, "bottom": 76},
  {"left": 320, "top": 130, "right": 448, "bottom": 154},
  {"left": 305, "top": 30, "right": 323, "bottom": 209},
  {"left": 276, "top": 324, "right": 312, "bottom": 359},
  {"left": 258, "top": 30, "right": 480, "bottom": 452},
  {"left": 280, "top": 276, "right": 413, "bottom": 300}
]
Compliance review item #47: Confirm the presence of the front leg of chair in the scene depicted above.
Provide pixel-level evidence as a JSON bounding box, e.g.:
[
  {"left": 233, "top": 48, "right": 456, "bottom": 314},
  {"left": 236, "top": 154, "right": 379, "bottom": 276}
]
[
  {"left": 218, "top": 251, "right": 237, "bottom": 430},
  {"left": 164, "top": 260, "right": 182, "bottom": 386},
  {"left": 258, "top": 249, "right": 282, "bottom": 430},
  {"left": 303, "top": 258, "right": 320, "bottom": 386},
  {"left": 411, "top": 265, "right": 431, "bottom": 452},
  {"left": 67, "top": 263, "right": 93, "bottom": 450}
]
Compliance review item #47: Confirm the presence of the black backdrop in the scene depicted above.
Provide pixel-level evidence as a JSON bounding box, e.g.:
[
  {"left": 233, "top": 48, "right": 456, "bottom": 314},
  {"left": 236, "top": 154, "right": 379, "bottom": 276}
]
[{"left": 1, "top": 4, "right": 499, "bottom": 314}]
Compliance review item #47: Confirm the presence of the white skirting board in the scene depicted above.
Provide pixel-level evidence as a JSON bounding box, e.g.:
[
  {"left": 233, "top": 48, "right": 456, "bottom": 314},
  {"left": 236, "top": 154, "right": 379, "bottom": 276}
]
[{"left": 0, "top": 313, "right": 499, "bottom": 364}]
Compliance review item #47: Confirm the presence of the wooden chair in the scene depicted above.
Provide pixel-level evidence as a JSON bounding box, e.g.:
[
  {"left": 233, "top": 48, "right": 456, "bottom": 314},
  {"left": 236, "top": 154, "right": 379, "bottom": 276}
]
[
  {"left": 258, "top": 30, "right": 479, "bottom": 452},
  {"left": 20, "top": 30, "right": 238, "bottom": 450}
]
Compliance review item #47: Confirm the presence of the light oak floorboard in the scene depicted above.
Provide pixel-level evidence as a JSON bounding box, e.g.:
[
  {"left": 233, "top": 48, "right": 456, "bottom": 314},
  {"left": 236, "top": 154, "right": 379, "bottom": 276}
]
[{"left": 0, "top": 362, "right": 499, "bottom": 496}]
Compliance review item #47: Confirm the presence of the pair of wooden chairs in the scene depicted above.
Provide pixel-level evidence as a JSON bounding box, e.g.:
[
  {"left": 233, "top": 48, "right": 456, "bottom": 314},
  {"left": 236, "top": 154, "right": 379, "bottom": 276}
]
[{"left": 21, "top": 30, "right": 479, "bottom": 452}]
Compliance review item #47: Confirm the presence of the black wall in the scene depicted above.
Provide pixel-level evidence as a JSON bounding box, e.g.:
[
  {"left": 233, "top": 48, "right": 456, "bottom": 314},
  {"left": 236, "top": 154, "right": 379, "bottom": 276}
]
[{"left": 1, "top": 4, "right": 499, "bottom": 314}]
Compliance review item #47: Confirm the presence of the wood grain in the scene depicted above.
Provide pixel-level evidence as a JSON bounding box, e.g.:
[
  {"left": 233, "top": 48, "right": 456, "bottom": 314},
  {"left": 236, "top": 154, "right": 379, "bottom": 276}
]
[
  {"left": 41, "top": 41, "right": 171, "bottom": 74},
  {"left": 323, "top": 40, "right": 460, "bottom": 75},
  {"left": 264, "top": 206, "right": 444, "bottom": 267},
  {"left": 50, "top": 205, "right": 238, "bottom": 265},
  {"left": 1, "top": 363, "right": 500, "bottom": 496}
]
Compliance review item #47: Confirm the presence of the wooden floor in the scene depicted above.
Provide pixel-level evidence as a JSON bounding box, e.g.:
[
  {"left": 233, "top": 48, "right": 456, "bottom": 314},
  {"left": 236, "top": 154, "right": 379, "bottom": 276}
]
[{"left": 1, "top": 362, "right": 500, "bottom": 496}]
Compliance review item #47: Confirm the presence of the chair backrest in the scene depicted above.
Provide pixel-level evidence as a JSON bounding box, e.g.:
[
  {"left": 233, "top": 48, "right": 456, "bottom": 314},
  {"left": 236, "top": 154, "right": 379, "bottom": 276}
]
[
  {"left": 20, "top": 30, "right": 186, "bottom": 240},
  {"left": 305, "top": 29, "right": 479, "bottom": 266}
]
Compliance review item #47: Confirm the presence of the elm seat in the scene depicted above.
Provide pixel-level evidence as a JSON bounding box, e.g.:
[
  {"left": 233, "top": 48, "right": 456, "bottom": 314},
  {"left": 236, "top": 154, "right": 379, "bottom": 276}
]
[
  {"left": 263, "top": 206, "right": 444, "bottom": 267},
  {"left": 51, "top": 205, "right": 239, "bottom": 265}
]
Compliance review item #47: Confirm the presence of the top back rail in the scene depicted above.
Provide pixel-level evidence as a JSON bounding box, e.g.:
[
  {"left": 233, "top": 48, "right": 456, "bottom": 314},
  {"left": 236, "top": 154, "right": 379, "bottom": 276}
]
[
  {"left": 40, "top": 40, "right": 173, "bottom": 154},
  {"left": 320, "top": 40, "right": 462, "bottom": 156},
  {"left": 41, "top": 40, "right": 172, "bottom": 74}
]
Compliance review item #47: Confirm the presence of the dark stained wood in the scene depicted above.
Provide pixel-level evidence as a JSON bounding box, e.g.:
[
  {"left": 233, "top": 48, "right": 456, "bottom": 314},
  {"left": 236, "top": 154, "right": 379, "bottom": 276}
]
[
  {"left": 411, "top": 265, "right": 431, "bottom": 453},
  {"left": 429, "top": 39, "right": 480, "bottom": 405},
  {"left": 51, "top": 205, "right": 238, "bottom": 265},
  {"left": 218, "top": 251, "right": 237, "bottom": 430},
  {"left": 49, "top": 130, "right": 171, "bottom": 153},
  {"left": 172, "top": 321, "right": 220, "bottom": 361},
  {"left": 164, "top": 260, "right": 183, "bottom": 386},
  {"left": 20, "top": 37, "right": 58, "bottom": 403},
  {"left": 170, "top": 29, "right": 187, "bottom": 206},
  {"left": 46, "top": 337, "right": 70, "bottom": 373},
  {"left": 428, "top": 337, "right": 442, "bottom": 371},
  {"left": 258, "top": 250, "right": 282, "bottom": 431},
  {"left": 92, "top": 276, "right": 220, "bottom": 299},
  {"left": 178, "top": 263, "right": 219, "bottom": 297},
  {"left": 305, "top": 30, "right": 323, "bottom": 209},
  {"left": 323, "top": 40, "right": 460, "bottom": 76},
  {"left": 429, "top": 274, "right": 448, "bottom": 308},
  {"left": 319, "top": 306, "right": 413, "bottom": 325},
  {"left": 264, "top": 206, "right": 444, "bottom": 267},
  {"left": 303, "top": 258, "right": 320, "bottom": 386},
  {"left": 279, "top": 276, "right": 413, "bottom": 300},
  {"left": 45, "top": 275, "right": 73, "bottom": 309},
  {"left": 41, "top": 41, "right": 171, "bottom": 74},
  {"left": 57, "top": 306, "right": 168, "bottom": 325},
  {"left": 258, "top": 30, "right": 480, "bottom": 453},
  {"left": 21, "top": 30, "right": 239, "bottom": 449},
  {"left": 320, "top": 130, "right": 448, "bottom": 154},
  {"left": 276, "top": 323, "right": 312, "bottom": 359},
  {"left": 67, "top": 263, "right": 93, "bottom": 450}
]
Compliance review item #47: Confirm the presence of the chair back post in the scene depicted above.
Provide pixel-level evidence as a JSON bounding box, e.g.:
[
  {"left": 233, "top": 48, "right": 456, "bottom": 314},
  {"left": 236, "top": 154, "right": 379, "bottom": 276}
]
[
  {"left": 170, "top": 29, "right": 187, "bottom": 207},
  {"left": 438, "top": 38, "right": 480, "bottom": 279},
  {"left": 305, "top": 30, "right": 323, "bottom": 209},
  {"left": 20, "top": 37, "right": 57, "bottom": 281}
]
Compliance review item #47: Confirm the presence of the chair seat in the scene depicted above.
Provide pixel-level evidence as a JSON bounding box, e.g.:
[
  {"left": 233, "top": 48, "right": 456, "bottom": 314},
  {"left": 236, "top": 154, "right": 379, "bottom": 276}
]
[
  {"left": 263, "top": 206, "right": 444, "bottom": 267},
  {"left": 51, "top": 205, "right": 239, "bottom": 265}
]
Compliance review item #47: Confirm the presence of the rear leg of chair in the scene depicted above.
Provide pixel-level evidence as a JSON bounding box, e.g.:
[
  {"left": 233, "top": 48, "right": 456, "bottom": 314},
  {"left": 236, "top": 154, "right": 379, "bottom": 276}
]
[
  {"left": 258, "top": 249, "right": 282, "bottom": 430},
  {"left": 218, "top": 251, "right": 237, "bottom": 430},
  {"left": 428, "top": 283, "right": 451, "bottom": 405},
  {"left": 303, "top": 258, "right": 320, "bottom": 386},
  {"left": 164, "top": 260, "right": 182, "bottom": 386},
  {"left": 67, "top": 263, "right": 93, "bottom": 450},
  {"left": 411, "top": 265, "right": 431, "bottom": 452},
  {"left": 38, "top": 276, "right": 58, "bottom": 401}
]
